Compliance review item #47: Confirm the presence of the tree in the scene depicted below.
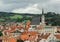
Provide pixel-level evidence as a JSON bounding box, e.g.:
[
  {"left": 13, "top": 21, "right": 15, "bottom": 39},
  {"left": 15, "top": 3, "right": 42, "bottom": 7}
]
[{"left": 0, "top": 31, "right": 3, "bottom": 36}]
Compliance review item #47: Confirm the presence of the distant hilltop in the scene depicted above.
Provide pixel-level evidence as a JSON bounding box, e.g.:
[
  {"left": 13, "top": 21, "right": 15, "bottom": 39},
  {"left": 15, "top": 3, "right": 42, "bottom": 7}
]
[{"left": 0, "top": 12, "right": 60, "bottom": 26}]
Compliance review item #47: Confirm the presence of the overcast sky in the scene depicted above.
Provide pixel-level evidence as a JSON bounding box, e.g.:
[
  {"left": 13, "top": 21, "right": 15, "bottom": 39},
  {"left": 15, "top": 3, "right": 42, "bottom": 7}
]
[{"left": 0, "top": 0, "right": 60, "bottom": 14}]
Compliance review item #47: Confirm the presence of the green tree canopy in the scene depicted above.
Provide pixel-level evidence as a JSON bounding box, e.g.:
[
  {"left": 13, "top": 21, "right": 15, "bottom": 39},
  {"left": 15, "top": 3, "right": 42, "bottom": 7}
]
[{"left": 0, "top": 31, "right": 3, "bottom": 36}]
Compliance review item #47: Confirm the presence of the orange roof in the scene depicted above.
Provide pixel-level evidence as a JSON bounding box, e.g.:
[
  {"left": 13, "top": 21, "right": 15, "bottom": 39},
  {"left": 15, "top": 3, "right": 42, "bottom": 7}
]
[
  {"left": 21, "top": 31, "right": 37, "bottom": 35},
  {"left": 5, "top": 25, "right": 10, "bottom": 28},
  {"left": 20, "top": 31, "right": 37, "bottom": 40},
  {"left": 17, "top": 26, "right": 21, "bottom": 29},
  {"left": 0, "top": 26, "right": 2, "bottom": 28},
  {"left": 20, "top": 35, "right": 29, "bottom": 40},
  {"left": 17, "top": 34, "right": 36, "bottom": 41},
  {"left": 38, "top": 33, "right": 50, "bottom": 39},
  {"left": 16, "top": 35, "right": 21, "bottom": 39},
  {"left": 0, "top": 36, "right": 2, "bottom": 39},
  {"left": 3, "top": 30, "right": 10, "bottom": 32},
  {"left": 26, "top": 20, "right": 31, "bottom": 25},
  {"left": 8, "top": 37, "right": 16, "bottom": 42},
  {"left": 29, "top": 35, "right": 36, "bottom": 40},
  {"left": 57, "top": 27, "right": 60, "bottom": 30},
  {"left": 11, "top": 25, "right": 17, "bottom": 30},
  {"left": 37, "top": 25, "right": 43, "bottom": 29},
  {"left": 29, "top": 32, "right": 38, "bottom": 35},
  {"left": 3, "top": 30, "right": 14, "bottom": 33},
  {"left": 54, "top": 34, "right": 60, "bottom": 39},
  {"left": 2, "top": 36, "right": 16, "bottom": 42},
  {"left": 25, "top": 25, "right": 30, "bottom": 29},
  {"left": 2, "top": 36, "right": 9, "bottom": 40},
  {"left": 21, "top": 32, "right": 29, "bottom": 35}
]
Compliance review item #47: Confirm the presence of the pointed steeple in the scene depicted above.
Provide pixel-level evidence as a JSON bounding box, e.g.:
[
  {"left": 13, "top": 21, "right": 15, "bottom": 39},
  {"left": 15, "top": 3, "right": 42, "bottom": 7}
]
[
  {"left": 42, "top": 8, "right": 44, "bottom": 15},
  {"left": 41, "top": 8, "right": 45, "bottom": 26}
]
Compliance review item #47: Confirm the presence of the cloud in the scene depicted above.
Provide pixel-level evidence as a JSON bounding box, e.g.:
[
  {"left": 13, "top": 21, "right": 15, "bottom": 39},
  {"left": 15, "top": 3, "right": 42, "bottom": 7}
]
[
  {"left": 0, "top": 0, "right": 13, "bottom": 12},
  {"left": 12, "top": 4, "right": 42, "bottom": 14},
  {"left": 43, "top": 0, "right": 60, "bottom": 13},
  {"left": 12, "top": 0, "right": 60, "bottom": 14},
  {"left": 0, "top": 0, "right": 60, "bottom": 13},
  {"left": 1, "top": 0, "right": 49, "bottom": 4}
]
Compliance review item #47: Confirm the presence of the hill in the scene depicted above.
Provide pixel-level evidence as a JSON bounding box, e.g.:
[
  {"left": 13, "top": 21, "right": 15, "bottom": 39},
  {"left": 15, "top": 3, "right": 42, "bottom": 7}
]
[{"left": 0, "top": 12, "right": 60, "bottom": 26}]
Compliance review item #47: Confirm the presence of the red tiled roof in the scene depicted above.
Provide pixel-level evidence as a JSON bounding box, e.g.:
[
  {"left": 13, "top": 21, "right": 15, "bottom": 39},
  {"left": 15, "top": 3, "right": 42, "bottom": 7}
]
[
  {"left": 21, "top": 32, "right": 29, "bottom": 35},
  {"left": 8, "top": 37, "right": 16, "bottom": 42},
  {"left": 0, "top": 36, "right": 2, "bottom": 39},
  {"left": 2, "top": 36, "right": 9, "bottom": 40},
  {"left": 20, "top": 35, "right": 29, "bottom": 40},
  {"left": 37, "top": 25, "right": 43, "bottom": 29},
  {"left": 3, "top": 30, "right": 14, "bottom": 33},
  {"left": 26, "top": 20, "right": 31, "bottom": 25},
  {"left": 38, "top": 33, "right": 51, "bottom": 39},
  {"left": 17, "top": 34, "right": 36, "bottom": 40},
  {"left": 29, "top": 31, "right": 38, "bottom": 35},
  {"left": 17, "top": 26, "right": 21, "bottom": 29},
  {"left": 11, "top": 25, "right": 17, "bottom": 30},
  {"left": 54, "top": 34, "right": 60, "bottom": 39},
  {"left": 57, "top": 27, "right": 60, "bottom": 30},
  {"left": 21, "top": 31, "right": 38, "bottom": 35}
]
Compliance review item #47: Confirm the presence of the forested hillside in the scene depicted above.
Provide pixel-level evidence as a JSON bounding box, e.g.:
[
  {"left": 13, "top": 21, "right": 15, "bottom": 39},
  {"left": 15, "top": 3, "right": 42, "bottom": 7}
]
[{"left": 0, "top": 12, "right": 60, "bottom": 26}]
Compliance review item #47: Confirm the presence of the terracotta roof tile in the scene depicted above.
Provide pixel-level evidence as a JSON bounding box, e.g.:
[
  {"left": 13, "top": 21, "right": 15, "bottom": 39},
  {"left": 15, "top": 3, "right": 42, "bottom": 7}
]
[
  {"left": 2, "top": 36, "right": 9, "bottom": 40},
  {"left": 57, "top": 27, "right": 60, "bottom": 30},
  {"left": 37, "top": 25, "right": 43, "bottom": 29},
  {"left": 29, "top": 32, "right": 38, "bottom": 35},
  {"left": 20, "top": 35, "right": 29, "bottom": 40},
  {"left": 54, "top": 34, "right": 60, "bottom": 39},
  {"left": 8, "top": 37, "right": 16, "bottom": 42},
  {"left": 3, "top": 30, "right": 14, "bottom": 33},
  {"left": 38, "top": 33, "right": 50, "bottom": 39}
]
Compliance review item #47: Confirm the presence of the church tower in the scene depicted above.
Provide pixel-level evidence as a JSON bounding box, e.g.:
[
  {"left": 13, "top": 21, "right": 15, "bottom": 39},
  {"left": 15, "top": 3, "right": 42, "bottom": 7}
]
[{"left": 41, "top": 9, "right": 45, "bottom": 26}]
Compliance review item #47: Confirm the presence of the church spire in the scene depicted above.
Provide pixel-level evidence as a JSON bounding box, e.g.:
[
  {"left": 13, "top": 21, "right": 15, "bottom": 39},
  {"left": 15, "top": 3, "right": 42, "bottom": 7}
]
[
  {"left": 42, "top": 8, "right": 44, "bottom": 15},
  {"left": 41, "top": 8, "right": 45, "bottom": 26}
]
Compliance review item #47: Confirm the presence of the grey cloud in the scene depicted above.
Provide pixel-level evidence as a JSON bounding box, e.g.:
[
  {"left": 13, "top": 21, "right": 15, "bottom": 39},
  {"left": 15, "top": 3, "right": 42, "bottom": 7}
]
[
  {"left": 43, "top": 1, "right": 60, "bottom": 13},
  {"left": 2, "top": 0, "right": 49, "bottom": 4},
  {"left": 0, "top": 0, "right": 60, "bottom": 13}
]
